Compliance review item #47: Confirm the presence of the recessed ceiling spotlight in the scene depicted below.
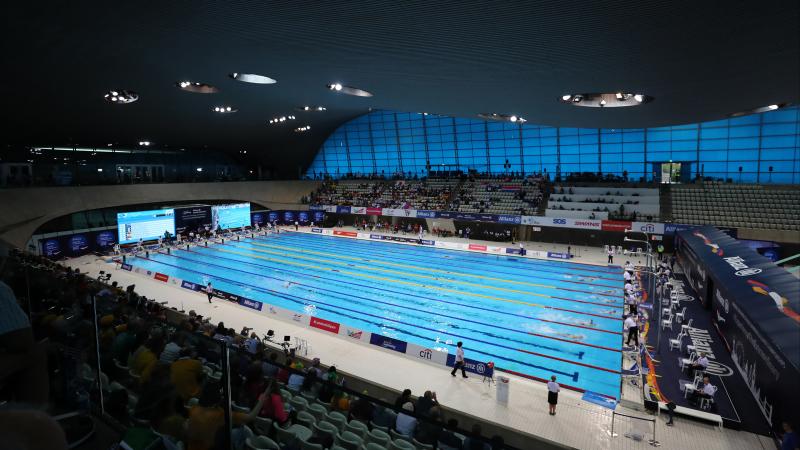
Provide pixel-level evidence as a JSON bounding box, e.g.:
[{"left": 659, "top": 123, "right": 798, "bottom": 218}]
[
  {"left": 138, "top": 141, "right": 151, "bottom": 146},
  {"left": 175, "top": 81, "right": 219, "bottom": 93},
  {"left": 729, "top": 103, "right": 790, "bottom": 117},
  {"left": 326, "top": 83, "right": 373, "bottom": 97},
  {"left": 228, "top": 73, "right": 277, "bottom": 84},
  {"left": 104, "top": 89, "right": 139, "bottom": 104},
  {"left": 213, "top": 106, "right": 237, "bottom": 113},
  {"left": 294, "top": 125, "right": 312, "bottom": 133},
  {"left": 295, "top": 105, "right": 327, "bottom": 112},
  {"left": 560, "top": 93, "right": 651, "bottom": 107},
  {"left": 267, "top": 115, "right": 297, "bottom": 125},
  {"left": 477, "top": 113, "right": 526, "bottom": 124}
]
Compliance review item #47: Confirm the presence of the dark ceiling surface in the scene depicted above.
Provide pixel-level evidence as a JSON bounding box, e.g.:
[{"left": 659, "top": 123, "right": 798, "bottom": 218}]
[{"left": 3, "top": 0, "right": 799, "bottom": 175}]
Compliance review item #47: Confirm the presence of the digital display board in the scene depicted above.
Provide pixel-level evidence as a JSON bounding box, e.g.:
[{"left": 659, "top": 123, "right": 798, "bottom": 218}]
[
  {"left": 175, "top": 206, "right": 212, "bottom": 233},
  {"left": 117, "top": 209, "right": 175, "bottom": 244},
  {"left": 212, "top": 203, "right": 251, "bottom": 230}
]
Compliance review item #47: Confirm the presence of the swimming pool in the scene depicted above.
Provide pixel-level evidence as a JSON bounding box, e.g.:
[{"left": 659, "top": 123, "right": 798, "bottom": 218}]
[{"left": 129, "top": 231, "right": 624, "bottom": 397}]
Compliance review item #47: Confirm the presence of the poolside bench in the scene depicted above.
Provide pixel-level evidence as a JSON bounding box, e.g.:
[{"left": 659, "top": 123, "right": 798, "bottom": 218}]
[{"left": 658, "top": 401, "right": 723, "bottom": 431}]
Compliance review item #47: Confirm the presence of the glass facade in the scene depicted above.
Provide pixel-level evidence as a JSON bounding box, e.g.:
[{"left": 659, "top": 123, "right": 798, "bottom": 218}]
[{"left": 306, "top": 106, "right": 800, "bottom": 184}]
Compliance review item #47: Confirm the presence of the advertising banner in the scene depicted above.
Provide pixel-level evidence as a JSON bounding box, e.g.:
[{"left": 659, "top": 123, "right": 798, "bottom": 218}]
[
  {"left": 283, "top": 211, "right": 296, "bottom": 223},
  {"left": 521, "top": 216, "right": 548, "bottom": 226},
  {"left": 313, "top": 211, "right": 325, "bottom": 223},
  {"left": 405, "top": 342, "right": 449, "bottom": 365},
  {"left": 369, "top": 334, "right": 408, "bottom": 353},
  {"left": 333, "top": 230, "right": 358, "bottom": 237},
  {"left": 336, "top": 206, "right": 351, "bottom": 214},
  {"left": 120, "top": 263, "right": 133, "bottom": 271},
  {"left": 547, "top": 252, "right": 572, "bottom": 259},
  {"left": 268, "top": 212, "right": 280, "bottom": 223},
  {"left": 415, "top": 210, "right": 438, "bottom": 218},
  {"left": 631, "top": 221, "right": 665, "bottom": 235},
  {"left": 65, "top": 234, "right": 91, "bottom": 257},
  {"left": 445, "top": 355, "right": 494, "bottom": 377},
  {"left": 153, "top": 272, "right": 169, "bottom": 282},
  {"left": 310, "top": 316, "right": 341, "bottom": 334},
  {"left": 41, "top": 238, "right": 62, "bottom": 257},
  {"left": 308, "top": 205, "right": 324, "bottom": 211},
  {"left": 323, "top": 205, "right": 338, "bottom": 213},
  {"left": 251, "top": 212, "right": 265, "bottom": 226},
  {"left": 382, "top": 208, "right": 418, "bottom": 218},
  {"left": 180, "top": 280, "right": 199, "bottom": 291},
  {"left": 339, "top": 325, "right": 370, "bottom": 342},
  {"left": 351, "top": 206, "right": 367, "bottom": 215},
  {"left": 497, "top": 215, "right": 522, "bottom": 224},
  {"left": 568, "top": 219, "right": 603, "bottom": 230},
  {"left": 601, "top": 220, "right": 632, "bottom": 232},
  {"left": 298, "top": 211, "right": 310, "bottom": 223},
  {"left": 239, "top": 297, "right": 263, "bottom": 311},
  {"left": 95, "top": 230, "right": 117, "bottom": 249},
  {"left": 175, "top": 206, "right": 212, "bottom": 233},
  {"left": 311, "top": 228, "right": 324, "bottom": 233},
  {"left": 366, "top": 207, "right": 383, "bottom": 216},
  {"left": 468, "top": 244, "right": 487, "bottom": 251}
]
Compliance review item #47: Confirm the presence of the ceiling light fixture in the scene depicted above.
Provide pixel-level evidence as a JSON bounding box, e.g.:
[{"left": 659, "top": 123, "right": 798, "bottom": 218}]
[
  {"left": 228, "top": 73, "right": 277, "bottom": 84},
  {"left": 138, "top": 141, "right": 151, "bottom": 146},
  {"left": 268, "top": 115, "right": 296, "bottom": 125},
  {"left": 560, "top": 93, "right": 651, "bottom": 107},
  {"left": 104, "top": 89, "right": 139, "bottom": 104},
  {"left": 326, "top": 83, "right": 373, "bottom": 97},
  {"left": 294, "top": 125, "right": 312, "bottom": 133},
  {"left": 729, "top": 103, "right": 790, "bottom": 117},
  {"left": 295, "top": 105, "right": 327, "bottom": 112},
  {"left": 213, "top": 106, "right": 237, "bottom": 114},
  {"left": 175, "top": 81, "right": 219, "bottom": 93},
  {"left": 477, "top": 113, "right": 526, "bottom": 124}
]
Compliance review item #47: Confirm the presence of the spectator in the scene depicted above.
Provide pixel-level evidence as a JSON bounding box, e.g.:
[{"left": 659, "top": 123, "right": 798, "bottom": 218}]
[
  {"left": 130, "top": 335, "right": 163, "bottom": 382},
  {"left": 187, "top": 382, "right": 266, "bottom": 450},
  {"left": 349, "top": 391, "right": 374, "bottom": 422},
  {"left": 462, "top": 424, "right": 490, "bottom": 450},
  {"left": 395, "top": 388, "right": 413, "bottom": 408},
  {"left": 415, "top": 407, "right": 443, "bottom": 445},
  {"left": 438, "top": 419, "right": 464, "bottom": 450},
  {"left": 170, "top": 347, "right": 204, "bottom": 401},
  {"left": 416, "top": 390, "right": 439, "bottom": 417},
  {"left": 259, "top": 381, "right": 290, "bottom": 426},
  {"left": 781, "top": 422, "right": 798, "bottom": 450},
  {"left": 261, "top": 352, "right": 280, "bottom": 378},
  {"left": 395, "top": 402, "right": 418, "bottom": 437},
  {"left": 371, "top": 402, "right": 396, "bottom": 429},
  {"left": 159, "top": 333, "right": 183, "bottom": 364},
  {"left": 239, "top": 362, "right": 267, "bottom": 407}
]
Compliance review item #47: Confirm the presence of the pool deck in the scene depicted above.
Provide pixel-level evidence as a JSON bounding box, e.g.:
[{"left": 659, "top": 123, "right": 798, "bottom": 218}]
[{"left": 64, "top": 229, "right": 775, "bottom": 449}]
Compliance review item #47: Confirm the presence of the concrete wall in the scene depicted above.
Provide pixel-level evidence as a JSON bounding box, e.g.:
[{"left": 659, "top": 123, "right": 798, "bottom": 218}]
[{"left": 0, "top": 180, "right": 320, "bottom": 248}]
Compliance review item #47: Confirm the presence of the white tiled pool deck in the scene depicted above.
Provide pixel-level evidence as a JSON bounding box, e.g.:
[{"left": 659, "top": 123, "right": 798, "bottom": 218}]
[{"left": 65, "top": 231, "right": 776, "bottom": 450}]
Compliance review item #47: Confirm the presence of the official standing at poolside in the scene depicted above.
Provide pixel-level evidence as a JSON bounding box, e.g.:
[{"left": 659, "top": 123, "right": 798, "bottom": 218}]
[
  {"left": 206, "top": 282, "right": 213, "bottom": 304},
  {"left": 451, "top": 342, "right": 468, "bottom": 378},
  {"left": 547, "top": 376, "right": 560, "bottom": 415}
]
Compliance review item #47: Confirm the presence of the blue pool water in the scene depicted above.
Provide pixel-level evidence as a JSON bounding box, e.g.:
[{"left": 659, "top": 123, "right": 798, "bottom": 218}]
[{"left": 129, "top": 232, "right": 624, "bottom": 397}]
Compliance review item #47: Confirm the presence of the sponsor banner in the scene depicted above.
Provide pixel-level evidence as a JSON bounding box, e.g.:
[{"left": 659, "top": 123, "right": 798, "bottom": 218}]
[
  {"left": 369, "top": 234, "right": 382, "bottom": 240},
  {"left": 266, "top": 303, "right": 310, "bottom": 326},
  {"left": 351, "top": 206, "right": 367, "bottom": 215},
  {"left": 336, "top": 206, "right": 351, "bottom": 214},
  {"left": 180, "top": 280, "right": 199, "bottom": 291},
  {"left": 420, "top": 239, "right": 436, "bottom": 246},
  {"left": 405, "top": 342, "right": 449, "bottom": 365},
  {"left": 435, "top": 241, "right": 462, "bottom": 250},
  {"left": 369, "top": 334, "right": 408, "bottom": 353},
  {"left": 521, "top": 215, "right": 548, "bottom": 226},
  {"left": 298, "top": 211, "right": 310, "bottom": 223},
  {"left": 445, "top": 355, "right": 494, "bottom": 377},
  {"left": 631, "top": 221, "right": 665, "bottom": 235},
  {"left": 497, "top": 215, "right": 522, "bottom": 224},
  {"left": 311, "top": 227, "right": 323, "bottom": 233},
  {"left": 323, "top": 205, "right": 338, "bottom": 213},
  {"left": 333, "top": 230, "right": 358, "bottom": 237},
  {"left": 366, "top": 207, "right": 383, "bottom": 216},
  {"left": 486, "top": 246, "right": 505, "bottom": 254},
  {"left": 548, "top": 252, "right": 572, "bottom": 259},
  {"left": 506, "top": 248, "right": 522, "bottom": 255},
  {"left": 268, "top": 211, "right": 280, "bottom": 223},
  {"left": 313, "top": 211, "right": 325, "bottom": 223},
  {"left": 339, "top": 326, "right": 369, "bottom": 342},
  {"left": 310, "top": 316, "right": 341, "bottom": 334},
  {"left": 477, "top": 214, "right": 497, "bottom": 222},
  {"left": 468, "top": 244, "right": 487, "bottom": 251},
  {"left": 601, "top": 220, "right": 632, "bottom": 232},
  {"left": 239, "top": 297, "right": 263, "bottom": 311},
  {"left": 283, "top": 211, "right": 295, "bottom": 223},
  {"left": 382, "top": 208, "right": 418, "bottom": 218},
  {"left": 308, "top": 205, "right": 324, "bottom": 211},
  {"left": 120, "top": 263, "right": 133, "bottom": 271},
  {"left": 154, "top": 272, "right": 169, "bottom": 282},
  {"left": 569, "top": 219, "right": 603, "bottom": 230},
  {"left": 415, "top": 210, "right": 438, "bottom": 218}
]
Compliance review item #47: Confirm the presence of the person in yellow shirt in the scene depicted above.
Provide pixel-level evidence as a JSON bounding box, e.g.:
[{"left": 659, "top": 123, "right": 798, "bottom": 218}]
[
  {"left": 130, "top": 337, "right": 162, "bottom": 383},
  {"left": 170, "top": 347, "right": 204, "bottom": 401},
  {"left": 187, "top": 382, "right": 268, "bottom": 450}
]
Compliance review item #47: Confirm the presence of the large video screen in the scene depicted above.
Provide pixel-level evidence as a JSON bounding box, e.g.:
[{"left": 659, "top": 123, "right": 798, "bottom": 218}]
[
  {"left": 117, "top": 209, "right": 175, "bottom": 244},
  {"left": 212, "top": 203, "right": 251, "bottom": 230}
]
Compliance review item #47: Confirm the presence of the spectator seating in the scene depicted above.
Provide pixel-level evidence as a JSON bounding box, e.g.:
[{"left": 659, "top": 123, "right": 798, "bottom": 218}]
[
  {"left": 670, "top": 182, "right": 800, "bottom": 230},
  {"left": 546, "top": 185, "right": 660, "bottom": 221},
  {"left": 449, "top": 175, "right": 544, "bottom": 215}
]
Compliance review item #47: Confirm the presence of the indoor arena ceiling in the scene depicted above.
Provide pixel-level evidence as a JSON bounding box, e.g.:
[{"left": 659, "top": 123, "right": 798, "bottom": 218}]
[{"left": 3, "top": 0, "right": 799, "bottom": 175}]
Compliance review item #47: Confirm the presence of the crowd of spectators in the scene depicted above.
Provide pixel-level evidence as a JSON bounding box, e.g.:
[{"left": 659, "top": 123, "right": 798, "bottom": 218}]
[{"left": 0, "top": 251, "right": 513, "bottom": 450}]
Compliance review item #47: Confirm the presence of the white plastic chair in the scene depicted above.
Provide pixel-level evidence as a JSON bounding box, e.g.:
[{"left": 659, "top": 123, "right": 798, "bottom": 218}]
[
  {"left": 700, "top": 386, "right": 718, "bottom": 410},
  {"left": 681, "top": 318, "right": 694, "bottom": 334},
  {"left": 675, "top": 306, "right": 687, "bottom": 323},
  {"left": 668, "top": 332, "right": 684, "bottom": 352},
  {"left": 661, "top": 316, "right": 673, "bottom": 331}
]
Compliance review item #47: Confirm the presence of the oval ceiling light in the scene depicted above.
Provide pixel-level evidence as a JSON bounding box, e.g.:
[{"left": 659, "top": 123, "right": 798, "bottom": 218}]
[
  {"left": 729, "top": 102, "right": 791, "bottom": 117},
  {"left": 176, "top": 81, "right": 219, "bottom": 93},
  {"left": 477, "top": 113, "right": 526, "bottom": 123},
  {"left": 326, "top": 82, "right": 373, "bottom": 97},
  {"left": 213, "top": 106, "right": 237, "bottom": 114},
  {"left": 104, "top": 89, "right": 139, "bottom": 104},
  {"left": 229, "top": 73, "right": 277, "bottom": 84},
  {"left": 295, "top": 105, "right": 327, "bottom": 112},
  {"left": 560, "top": 93, "right": 652, "bottom": 107},
  {"left": 294, "top": 125, "right": 312, "bottom": 133}
]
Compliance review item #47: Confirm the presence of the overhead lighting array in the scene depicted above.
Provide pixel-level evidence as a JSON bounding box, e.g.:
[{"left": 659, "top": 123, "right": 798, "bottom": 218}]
[
  {"left": 213, "top": 106, "right": 237, "bottom": 114},
  {"left": 326, "top": 82, "right": 373, "bottom": 97},
  {"left": 560, "top": 93, "right": 651, "bottom": 107},
  {"left": 729, "top": 103, "right": 789, "bottom": 117},
  {"left": 296, "top": 105, "right": 327, "bottom": 112},
  {"left": 138, "top": 141, "right": 151, "bottom": 146},
  {"left": 477, "top": 113, "right": 527, "bottom": 124},
  {"left": 268, "top": 115, "right": 296, "bottom": 124},
  {"left": 176, "top": 81, "right": 219, "bottom": 93},
  {"left": 104, "top": 89, "right": 139, "bottom": 104},
  {"left": 294, "top": 125, "right": 312, "bottom": 133}
]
